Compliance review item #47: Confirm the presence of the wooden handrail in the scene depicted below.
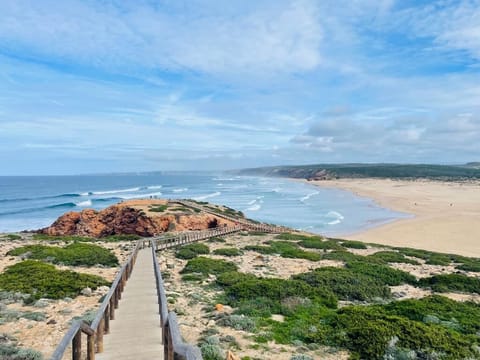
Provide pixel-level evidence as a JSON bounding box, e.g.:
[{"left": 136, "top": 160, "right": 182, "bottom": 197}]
[
  {"left": 151, "top": 225, "right": 243, "bottom": 252},
  {"left": 174, "top": 200, "right": 289, "bottom": 233},
  {"left": 50, "top": 239, "right": 144, "bottom": 360},
  {"left": 150, "top": 240, "right": 203, "bottom": 360}
]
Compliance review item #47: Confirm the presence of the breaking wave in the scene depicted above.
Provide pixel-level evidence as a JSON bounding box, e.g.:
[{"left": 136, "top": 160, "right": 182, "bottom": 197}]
[{"left": 193, "top": 192, "right": 221, "bottom": 201}]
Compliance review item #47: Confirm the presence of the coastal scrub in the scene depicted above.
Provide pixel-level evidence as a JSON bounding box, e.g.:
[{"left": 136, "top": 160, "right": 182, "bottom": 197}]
[{"left": 0, "top": 260, "right": 109, "bottom": 299}]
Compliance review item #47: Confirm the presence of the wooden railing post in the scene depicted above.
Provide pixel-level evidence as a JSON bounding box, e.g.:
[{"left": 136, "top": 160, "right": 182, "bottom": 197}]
[
  {"left": 109, "top": 297, "right": 115, "bottom": 320},
  {"left": 72, "top": 331, "right": 81, "bottom": 360},
  {"left": 96, "top": 318, "right": 105, "bottom": 353},
  {"left": 87, "top": 334, "right": 95, "bottom": 360},
  {"left": 104, "top": 306, "right": 110, "bottom": 334}
]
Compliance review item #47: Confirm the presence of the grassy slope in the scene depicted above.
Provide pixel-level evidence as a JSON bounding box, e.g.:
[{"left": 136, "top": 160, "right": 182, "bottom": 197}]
[{"left": 237, "top": 163, "right": 480, "bottom": 180}]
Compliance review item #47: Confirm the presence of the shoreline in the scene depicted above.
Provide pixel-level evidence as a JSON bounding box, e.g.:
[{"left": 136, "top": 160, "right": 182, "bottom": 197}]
[{"left": 303, "top": 178, "right": 480, "bottom": 257}]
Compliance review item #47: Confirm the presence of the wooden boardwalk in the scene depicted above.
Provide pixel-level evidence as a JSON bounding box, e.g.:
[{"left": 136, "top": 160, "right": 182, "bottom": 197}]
[
  {"left": 51, "top": 221, "right": 288, "bottom": 360},
  {"left": 96, "top": 248, "right": 163, "bottom": 360}
]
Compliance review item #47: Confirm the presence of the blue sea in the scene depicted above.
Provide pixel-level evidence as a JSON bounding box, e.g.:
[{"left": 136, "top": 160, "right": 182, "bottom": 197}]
[{"left": 0, "top": 173, "right": 409, "bottom": 235}]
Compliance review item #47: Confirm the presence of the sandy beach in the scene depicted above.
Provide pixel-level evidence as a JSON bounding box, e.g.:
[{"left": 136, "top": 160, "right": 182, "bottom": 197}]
[{"left": 306, "top": 179, "right": 480, "bottom": 257}]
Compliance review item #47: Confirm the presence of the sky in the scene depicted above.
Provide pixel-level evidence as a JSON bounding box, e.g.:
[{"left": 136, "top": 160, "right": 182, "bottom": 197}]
[{"left": 0, "top": 0, "right": 479, "bottom": 175}]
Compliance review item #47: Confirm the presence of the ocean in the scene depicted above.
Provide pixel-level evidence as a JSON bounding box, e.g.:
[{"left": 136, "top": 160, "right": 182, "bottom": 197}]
[{"left": 0, "top": 172, "right": 409, "bottom": 235}]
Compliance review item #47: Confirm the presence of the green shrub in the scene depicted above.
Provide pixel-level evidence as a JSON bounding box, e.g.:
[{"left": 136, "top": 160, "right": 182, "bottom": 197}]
[
  {"left": 0, "top": 308, "right": 46, "bottom": 323},
  {"left": 175, "top": 243, "right": 210, "bottom": 260},
  {"left": 181, "top": 274, "right": 204, "bottom": 282},
  {"left": 244, "top": 242, "right": 321, "bottom": 261},
  {"left": 321, "top": 251, "right": 368, "bottom": 263},
  {"left": 216, "top": 271, "right": 258, "bottom": 287},
  {"left": 275, "top": 233, "right": 321, "bottom": 241},
  {"left": 345, "top": 261, "right": 417, "bottom": 286},
  {"left": 8, "top": 243, "right": 119, "bottom": 267},
  {"left": 394, "top": 247, "right": 474, "bottom": 266},
  {"left": 200, "top": 343, "right": 224, "bottom": 360},
  {"left": 5, "top": 234, "right": 22, "bottom": 240},
  {"left": 243, "top": 245, "right": 276, "bottom": 254},
  {"left": 418, "top": 273, "right": 480, "bottom": 294},
  {"left": 149, "top": 205, "right": 168, "bottom": 212},
  {"left": 207, "top": 237, "right": 226, "bottom": 243},
  {"left": 269, "top": 242, "right": 321, "bottom": 261},
  {"left": 298, "top": 238, "right": 344, "bottom": 251},
  {"left": 382, "top": 295, "right": 480, "bottom": 335},
  {"left": 32, "top": 234, "right": 93, "bottom": 242},
  {"left": 213, "top": 248, "right": 242, "bottom": 257},
  {"left": 217, "top": 314, "right": 256, "bottom": 332},
  {"left": 293, "top": 267, "right": 391, "bottom": 301},
  {"left": 340, "top": 240, "right": 367, "bottom": 249},
  {"left": 367, "top": 251, "right": 420, "bottom": 265},
  {"left": 0, "top": 344, "right": 43, "bottom": 360},
  {"left": 0, "top": 260, "right": 109, "bottom": 299},
  {"left": 234, "top": 297, "right": 281, "bottom": 318},
  {"left": 102, "top": 234, "right": 141, "bottom": 242},
  {"left": 223, "top": 275, "right": 337, "bottom": 310},
  {"left": 180, "top": 257, "right": 237, "bottom": 276},
  {"left": 329, "top": 306, "right": 477, "bottom": 360},
  {"left": 456, "top": 260, "right": 480, "bottom": 272}
]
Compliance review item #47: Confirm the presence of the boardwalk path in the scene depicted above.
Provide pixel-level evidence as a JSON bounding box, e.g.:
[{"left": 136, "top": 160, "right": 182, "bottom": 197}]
[{"left": 96, "top": 248, "right": 163, "bottom": 360}]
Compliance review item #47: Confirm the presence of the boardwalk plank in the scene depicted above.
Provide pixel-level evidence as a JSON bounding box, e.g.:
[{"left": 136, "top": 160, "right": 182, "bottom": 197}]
[{"left": 96, "top": 248, "right": 163, "bottom": 360}]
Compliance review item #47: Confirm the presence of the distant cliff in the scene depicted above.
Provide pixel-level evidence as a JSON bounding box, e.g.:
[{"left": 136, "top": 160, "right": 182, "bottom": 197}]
[
  {"left": 39, "top": 200, "right": 235, "bottom": 237},
  {"left": 236, "top": 163, "right": 480, "bottom": 181}
]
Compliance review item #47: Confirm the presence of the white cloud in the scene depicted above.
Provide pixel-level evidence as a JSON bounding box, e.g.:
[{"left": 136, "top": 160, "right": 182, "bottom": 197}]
[
  {"left": 0, "top": 0, "right": 322, "bottom": 76},
  {"left": 397, "top": 0, "right": 480, "bottom": 60}
]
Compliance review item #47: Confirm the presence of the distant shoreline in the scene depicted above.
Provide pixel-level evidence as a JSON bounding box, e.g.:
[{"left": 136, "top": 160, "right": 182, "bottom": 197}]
[{"left": 301, "top": 178, "right": 480, "bottom": 257}]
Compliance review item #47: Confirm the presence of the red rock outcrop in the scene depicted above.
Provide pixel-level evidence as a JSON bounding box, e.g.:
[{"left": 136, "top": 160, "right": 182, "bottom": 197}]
[{"left": 39, "top": 202, "right": 234, "bottom": 238}]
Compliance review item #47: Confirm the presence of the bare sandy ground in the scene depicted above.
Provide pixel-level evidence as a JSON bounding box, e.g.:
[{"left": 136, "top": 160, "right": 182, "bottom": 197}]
[
  {"left": 306, "top": 179, "right": 480, "bottom": 257},
  {"left": 0, "top": 237, "right": 133, "bottom": 358}
]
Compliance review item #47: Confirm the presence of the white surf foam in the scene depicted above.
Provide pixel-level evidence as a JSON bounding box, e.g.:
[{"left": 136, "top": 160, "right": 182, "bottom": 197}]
[
  {"left": 247, "top": 199, "right": 257, "bottom": 205},
  {"left": 193, "top": 192, "right": 221, "bottom": 201},
  {"left": 146, "top": 185, "right": 163, "bottom": 190},
  {"left": 247, "top": 204, "right": 261, "bottom": 211},
  {"left": 118, "top": 192, "right": 162, "bottom": 199},
  {"left": 173, "top": 188, "right": 188, "bottom": 193},
  {"left": 325, "top": 211, "right": 345, "bottom": 225},
  {"left": 300, "top": 191, "right": 320, "bottom": 203},
  {"left": 82, "top": 187, "right": 142, "bottom": 196},
  {"left": 76, "top": 200, "right": 92, "bottom": 207}
]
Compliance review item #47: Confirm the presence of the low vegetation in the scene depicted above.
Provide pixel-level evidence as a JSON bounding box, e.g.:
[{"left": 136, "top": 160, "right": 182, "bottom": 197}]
[
  {"left": 339, "top": 240, "right": 367, "bottom": 249},
  {"left": 212, "top": 248, "right": 242, "bottom": 257},
  {"left": 243, "top": 241, "right": 321, "bottom": 261},
  {"left": 180, "top": 257, "right": 237, "bottom": 277},
  {"left": 367, "top": 251, "right": 420, "bottom": 265},
  {"left": 345, "top": 261, "right": 417, "bottom": 286},
  {"left": 4, "top": 234, "right": 22, "bottom": 240},
  {"left": 418, "top": 273, "right": 480, "bottom": 294},
  {"left": 0, "top": 260, "right": 109, "bottom": 299},
  {"left": 293, "top": 267, "right": 391, "bottom": 301},
  {"left": 32, "top": 234, "right": 93, "bottom": 242},
  {"left": 238, "top": 163, "right": 480, "bottom": 181},
  {"left": 173, "top": 231, "right": 480, "bottom": 359},
  {"left": 175, "top": 243, "right": 210, "bottom": 260},
  {"left": 149, "top": 204, "right": 168, "bottom": 212},
  {"left": 210, "top": 264, "right": 480, "bottom": 359},
  {"left": 7, "top": 243, "right": 119, "bottom": 267},
  {"left": 0, "top": 334, "right": 43, "bottom": 360},
  {"left": 32, "top": 233, "right": 140, "bottom": 242}
]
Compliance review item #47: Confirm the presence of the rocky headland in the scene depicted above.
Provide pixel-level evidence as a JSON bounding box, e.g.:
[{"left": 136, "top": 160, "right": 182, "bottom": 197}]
[{"left": 39, "top": 199, "right": 236, "bottom": 238}]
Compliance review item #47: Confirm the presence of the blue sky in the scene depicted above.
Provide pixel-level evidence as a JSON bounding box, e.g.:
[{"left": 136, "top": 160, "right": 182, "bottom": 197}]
[{"left": 0, "top": 0, "right": 479, "bottom": 175}]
